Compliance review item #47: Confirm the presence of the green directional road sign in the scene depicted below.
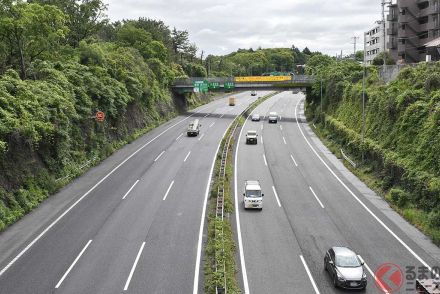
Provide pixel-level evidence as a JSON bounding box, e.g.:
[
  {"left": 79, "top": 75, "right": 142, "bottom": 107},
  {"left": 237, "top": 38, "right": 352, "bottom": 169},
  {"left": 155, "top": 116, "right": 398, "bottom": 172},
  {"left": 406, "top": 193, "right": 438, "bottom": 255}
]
[
  {"left": 224, "top": 81, "right": 235, "bottom": 90},
  {"left": 208, "top": 82, "right": 220, "bottom": 89},
  {"left": 193, "top": 80, "right": 209, "bottom": 93}
]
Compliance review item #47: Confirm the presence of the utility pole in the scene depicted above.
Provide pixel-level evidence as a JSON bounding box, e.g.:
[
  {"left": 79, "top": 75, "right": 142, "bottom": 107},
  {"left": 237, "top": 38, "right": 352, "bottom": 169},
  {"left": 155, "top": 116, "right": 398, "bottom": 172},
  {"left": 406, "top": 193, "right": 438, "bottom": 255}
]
[
  {"left": 381, "top": 0, "right": 391, "bottom": 65},
  {"left": 361, "top": 31, "right": 367, "bottom": 164},
  {"left": 351, "top": 36, "right": 360, "bottom": 59}
]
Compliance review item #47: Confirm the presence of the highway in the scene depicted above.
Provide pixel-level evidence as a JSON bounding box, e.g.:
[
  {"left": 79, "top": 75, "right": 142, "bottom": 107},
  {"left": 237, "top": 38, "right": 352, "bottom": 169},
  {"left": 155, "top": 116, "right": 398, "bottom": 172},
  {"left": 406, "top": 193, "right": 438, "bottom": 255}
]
[
  {"left": 235, "top": 91, "right": 440, "bottom": 293},
  {"left": 0, "top": 91, "right": 270, "bottom": 294}
]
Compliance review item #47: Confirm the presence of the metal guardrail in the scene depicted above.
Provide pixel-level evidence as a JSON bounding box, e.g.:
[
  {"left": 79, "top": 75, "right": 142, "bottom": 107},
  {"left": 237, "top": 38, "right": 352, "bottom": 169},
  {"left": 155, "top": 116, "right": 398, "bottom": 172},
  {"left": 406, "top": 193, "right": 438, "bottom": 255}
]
[
  {"left": 340, "top": 149, "right": 357, "bottom": 168},
  {"left": 214, "top": 103, "right": 255, "bottom": 294}
]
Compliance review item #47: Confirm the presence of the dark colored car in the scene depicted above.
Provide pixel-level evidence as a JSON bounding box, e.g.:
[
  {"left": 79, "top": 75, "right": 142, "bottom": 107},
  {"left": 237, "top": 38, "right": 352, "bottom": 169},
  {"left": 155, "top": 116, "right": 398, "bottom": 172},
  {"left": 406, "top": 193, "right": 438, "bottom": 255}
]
[{"left": 324, "top": 247, "right": 367, "bottom": 290}]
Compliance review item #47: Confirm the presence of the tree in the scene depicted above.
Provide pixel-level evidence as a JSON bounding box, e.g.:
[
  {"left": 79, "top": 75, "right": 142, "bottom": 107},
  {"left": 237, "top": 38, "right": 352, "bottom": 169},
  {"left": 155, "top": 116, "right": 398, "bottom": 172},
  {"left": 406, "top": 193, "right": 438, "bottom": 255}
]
[
  {"left": 303, "top": 47, "right": 312, "bottom": 55},
  {"left": 30, "top": 0, "right": 108, "bottom": 47},
  {"left": 132, "top": 18, "right": 172, "bottom": 49},
  {"left": 355, "top": 50, "right": 364, "bottom": 62},
  {"left": 0, "top": 1, "right": 67, "bottom": 78},
  {"left": 171, "top": 27, "right": 189, "bottom": 61},
  {"left": 185, "top": 42, "right": 198, "bottom": 63},
  {"left": 373, "top": 51, "right": 395, "bottom": 65}
]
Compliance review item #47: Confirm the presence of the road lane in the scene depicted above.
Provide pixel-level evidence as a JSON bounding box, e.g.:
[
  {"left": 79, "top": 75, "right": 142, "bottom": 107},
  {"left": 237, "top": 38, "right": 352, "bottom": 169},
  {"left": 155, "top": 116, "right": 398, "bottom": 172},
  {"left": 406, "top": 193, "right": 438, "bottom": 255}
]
[
  {"left": 0, "top": 91, "right": 269, "bottom": 294},
  {"left": 235, "top": 93, "right": 315, "bottom": 294},
  {"left": 236, "top": 91, "right": 440, "bottom": 294}
]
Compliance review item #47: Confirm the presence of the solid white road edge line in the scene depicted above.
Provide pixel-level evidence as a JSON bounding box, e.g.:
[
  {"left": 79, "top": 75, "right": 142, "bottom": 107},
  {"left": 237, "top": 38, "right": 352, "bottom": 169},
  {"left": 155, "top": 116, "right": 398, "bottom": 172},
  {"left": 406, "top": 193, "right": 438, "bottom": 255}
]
[
  {"left": 309, "top": 187, "right": 325, "bottom": 209},
  {"left": 263, "top": 154, "right": 268, "bottom": 166},
  {"left": 234, "top": 112, "right": 253, "bottom": 294},
  {"left": 272, "top": 186, "right": 282, "bottom": 207},
  {"left": 0, "top": 104, "right": 211, "bottom": 277},
  {"left": 55, "top": 240, "right": 92, "bottom": 289},
  {"left": 198, "top": 134, "right": 205, "bottom": 141},
  {"left": 122, "top": 180, "right": 140, "bottom": 200},
  {"left": 162, "top": 181, "right": 175, "bottom": 201},
  {"left": 290, "top": 155, "right": 299, "bottom": 167},
  {"left": 154, "top": 150, "right": 165, "bottom": 162},
  {"left": 193, "top": 124, "right": 232, "bottom": 294},
  {"left": 123, "top": 242, "right": 146, "bottom": 291},
  {"left": 357, "top": 255, "right": 389, "bottom": 294},
  {"left": 300, "top": 255, "right": 321, "bottom": 294},
  {"left": 184, "top": 151, "right": 191, "bottom": 162},
  {"left": 294, "top": 98, "right": 436, "bottom": 276}
]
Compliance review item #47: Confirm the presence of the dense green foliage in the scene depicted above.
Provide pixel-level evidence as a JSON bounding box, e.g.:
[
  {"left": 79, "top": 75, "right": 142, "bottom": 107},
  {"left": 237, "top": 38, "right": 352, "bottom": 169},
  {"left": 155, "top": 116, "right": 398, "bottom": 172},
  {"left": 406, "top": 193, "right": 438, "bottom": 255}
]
[
  {"left": 204, "top": 46, "right": 319, "bottom": 77},
  {"left": 0, "top": 0, "right": 211, "bottom": 231},
  {"left": 306, "top": 56, "right": 440, "bottom": 241}
]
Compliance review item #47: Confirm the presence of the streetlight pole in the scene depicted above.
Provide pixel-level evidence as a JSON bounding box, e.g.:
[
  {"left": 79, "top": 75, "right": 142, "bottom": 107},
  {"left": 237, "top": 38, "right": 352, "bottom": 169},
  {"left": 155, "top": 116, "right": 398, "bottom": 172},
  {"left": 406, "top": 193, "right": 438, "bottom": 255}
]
[
  {"left": 320, "top": 78, "right": 323, "bottom": 116},
  {"left": 362, "top": 31, "right": 367, "bottom": 164}
]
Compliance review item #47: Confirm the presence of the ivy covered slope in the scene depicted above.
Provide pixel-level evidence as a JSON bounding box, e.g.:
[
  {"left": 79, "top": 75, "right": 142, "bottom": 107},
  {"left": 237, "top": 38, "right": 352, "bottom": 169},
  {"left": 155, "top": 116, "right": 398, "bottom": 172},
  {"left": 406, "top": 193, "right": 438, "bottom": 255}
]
[
  {"left": 0, "top": 1, "right": 206, "bottom": 231},
  {"left": 306, "top": 55, "right": 440, "bottom": 242}
]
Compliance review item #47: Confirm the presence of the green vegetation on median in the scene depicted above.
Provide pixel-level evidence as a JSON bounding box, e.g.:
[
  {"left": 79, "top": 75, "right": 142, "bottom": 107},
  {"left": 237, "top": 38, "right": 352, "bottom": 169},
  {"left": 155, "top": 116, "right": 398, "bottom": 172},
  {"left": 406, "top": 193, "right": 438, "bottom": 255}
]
[
  {"left": 305, "top": 55, "right": 440, "bottom": 244},
  {"left": 205, "top": 92, "right": 279, "bottom": 293}
]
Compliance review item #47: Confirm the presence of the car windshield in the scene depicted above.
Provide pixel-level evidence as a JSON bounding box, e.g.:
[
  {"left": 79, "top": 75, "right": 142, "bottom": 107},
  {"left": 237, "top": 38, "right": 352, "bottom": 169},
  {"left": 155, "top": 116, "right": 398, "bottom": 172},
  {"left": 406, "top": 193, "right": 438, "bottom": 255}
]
[
  {"left": 336, "top": 255, "right": 361, "bottom": 267},
  {"left": 248, "top": 131, "right": 257, "bottom": 136},
  {"left": 246, "top": 190, "right": 261, "bottom": 198},
  {"left": 253, "top": 114, "right": 259, "bottom": 117}
]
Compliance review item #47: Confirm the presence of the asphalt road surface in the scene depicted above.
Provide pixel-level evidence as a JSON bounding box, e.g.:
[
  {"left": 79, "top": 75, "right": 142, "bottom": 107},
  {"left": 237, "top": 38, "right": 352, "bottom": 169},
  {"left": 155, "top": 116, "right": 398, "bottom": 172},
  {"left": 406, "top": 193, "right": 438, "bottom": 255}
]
[
  {"left": 235, "top": 91, "right": 440, "bottom": 294},
  {"left": 0, "top": 91, "right": 271, "bottom": 294}
]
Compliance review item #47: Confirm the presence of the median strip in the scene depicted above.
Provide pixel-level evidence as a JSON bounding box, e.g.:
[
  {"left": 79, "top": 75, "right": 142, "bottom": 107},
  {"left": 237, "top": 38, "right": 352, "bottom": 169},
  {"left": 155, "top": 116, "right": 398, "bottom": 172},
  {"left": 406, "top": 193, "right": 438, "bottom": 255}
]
[{"left": 204, "top": 92, "right": 279, "bottom": 293}]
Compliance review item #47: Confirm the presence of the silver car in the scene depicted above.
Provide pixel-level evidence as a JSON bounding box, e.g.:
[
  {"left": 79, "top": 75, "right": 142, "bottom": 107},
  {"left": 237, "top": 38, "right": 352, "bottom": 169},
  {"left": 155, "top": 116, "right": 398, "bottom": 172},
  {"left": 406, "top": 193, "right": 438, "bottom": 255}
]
[
  {"left": 324, "top": 247, "right": 367, "bottom": 290},
  {"left": 251, "top": 114, "right": 260, "bottom": 121}
]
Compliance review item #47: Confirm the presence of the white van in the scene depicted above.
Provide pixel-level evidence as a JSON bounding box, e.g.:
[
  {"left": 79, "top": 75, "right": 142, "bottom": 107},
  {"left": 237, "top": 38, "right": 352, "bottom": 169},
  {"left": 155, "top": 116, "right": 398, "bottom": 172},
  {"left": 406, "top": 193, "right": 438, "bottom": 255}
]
[
  {"left": 243, "top": 180, "right": 264, "bottom": 210},
  {"left": 268, "top": 112, "right": 278, "bottom": 123}
]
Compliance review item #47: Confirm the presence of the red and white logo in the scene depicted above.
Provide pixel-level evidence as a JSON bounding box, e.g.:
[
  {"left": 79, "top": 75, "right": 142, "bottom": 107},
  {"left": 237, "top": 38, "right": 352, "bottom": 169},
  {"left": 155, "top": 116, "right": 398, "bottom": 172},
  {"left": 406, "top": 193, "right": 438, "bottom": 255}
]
[{"left": 375, "top": 263, "right": 403, "bottom": 293}]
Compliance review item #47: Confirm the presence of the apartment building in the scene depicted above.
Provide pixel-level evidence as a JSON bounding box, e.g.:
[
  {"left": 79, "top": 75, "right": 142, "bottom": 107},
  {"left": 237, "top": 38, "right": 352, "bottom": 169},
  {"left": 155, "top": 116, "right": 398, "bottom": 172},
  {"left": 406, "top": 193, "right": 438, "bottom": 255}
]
[
  {"left": 388, "top": 0, "right": 440, "bottom": 63},
  {"left": 365, "top": 24, "right": 386, "bottom": 64}
]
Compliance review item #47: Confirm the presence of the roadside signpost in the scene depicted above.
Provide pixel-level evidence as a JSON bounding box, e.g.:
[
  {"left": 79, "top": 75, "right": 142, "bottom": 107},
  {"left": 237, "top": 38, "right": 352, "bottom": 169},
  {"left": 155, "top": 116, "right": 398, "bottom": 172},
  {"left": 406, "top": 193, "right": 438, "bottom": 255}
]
[{"left": 95, "top": 111, "right": 105, "bottom": 122}]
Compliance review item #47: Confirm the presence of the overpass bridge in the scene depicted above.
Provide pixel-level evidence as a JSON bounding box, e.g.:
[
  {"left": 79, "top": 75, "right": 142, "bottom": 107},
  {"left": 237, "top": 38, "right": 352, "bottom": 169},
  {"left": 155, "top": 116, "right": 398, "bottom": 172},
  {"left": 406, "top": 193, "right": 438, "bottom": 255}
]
[{"left": 171, "top": 75, "right": 315, "bottom": 94}]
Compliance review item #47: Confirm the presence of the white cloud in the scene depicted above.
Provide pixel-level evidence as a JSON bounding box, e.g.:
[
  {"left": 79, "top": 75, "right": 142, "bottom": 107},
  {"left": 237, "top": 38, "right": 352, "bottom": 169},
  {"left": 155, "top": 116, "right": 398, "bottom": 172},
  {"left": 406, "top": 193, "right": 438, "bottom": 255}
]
[{"left": 104, "top": 0, "right": 385, "bottom": 56}]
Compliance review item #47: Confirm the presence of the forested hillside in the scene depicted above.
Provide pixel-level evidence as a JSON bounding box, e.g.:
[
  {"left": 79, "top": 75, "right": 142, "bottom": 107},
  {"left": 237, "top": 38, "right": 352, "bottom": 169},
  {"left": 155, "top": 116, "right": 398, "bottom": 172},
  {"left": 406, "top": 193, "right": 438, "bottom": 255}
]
[
  {"left": 0, "top": 0, "right": 209, "bottom": 230},
  {"left": 204, "top": 46, "right": 318, "bottom": 77},
  {"left": 306, "top": 55, "right": 440, "bottom": 242}
]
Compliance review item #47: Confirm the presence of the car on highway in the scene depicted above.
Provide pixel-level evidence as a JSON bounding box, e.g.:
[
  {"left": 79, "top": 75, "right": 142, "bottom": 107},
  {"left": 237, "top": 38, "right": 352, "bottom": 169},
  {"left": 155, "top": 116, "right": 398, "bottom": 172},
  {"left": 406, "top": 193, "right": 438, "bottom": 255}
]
[
  {"left": 324, "top": 246, "right": 367, "bottom": 290},
  {"left": 245, "top": 130, "right": 258, "bottom": 144},
  {"left": 268, "top": 112, "right": 278, "bottom": 123},
  {"left": 243, "top": 180, "right": 264, "bottom": 210},
  {"left": 229, "top": 96, "right": 235, "bottom": 106},
  {"left": 251, "top": 90, "right": 257, "bottom": 96},
  {"left": 251, "top": 113, "right": 260, "bottom": 121},
  {"left": 187, "top": 119, "right": 201, "bottom": 137}
]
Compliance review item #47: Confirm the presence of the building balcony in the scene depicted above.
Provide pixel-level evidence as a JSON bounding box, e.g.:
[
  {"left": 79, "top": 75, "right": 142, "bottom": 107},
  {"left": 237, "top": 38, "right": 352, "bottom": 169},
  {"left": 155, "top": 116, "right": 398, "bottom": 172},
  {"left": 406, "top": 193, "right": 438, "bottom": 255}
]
[
  {"left": 427, "top": 5, "right": 440, "bottom": 15},
  {"left": 387, "top": 40, "right": 398, "bottom": 49},
  {"left": 387, "top": 26, "right": 398, "bottom": 35},
  {"left": 387, "top": 14, "right": 398, "bottom": 21},
  {"left": 400, "top": 0, "right": 414, "bottom": 8}
]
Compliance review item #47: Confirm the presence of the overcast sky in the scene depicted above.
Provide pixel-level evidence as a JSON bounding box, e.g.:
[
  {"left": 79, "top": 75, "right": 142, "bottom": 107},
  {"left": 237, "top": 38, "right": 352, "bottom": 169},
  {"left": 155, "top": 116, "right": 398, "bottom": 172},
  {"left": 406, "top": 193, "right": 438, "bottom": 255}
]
[{"left": 104, "top": 0, "right": 393, "bottom": 57}]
